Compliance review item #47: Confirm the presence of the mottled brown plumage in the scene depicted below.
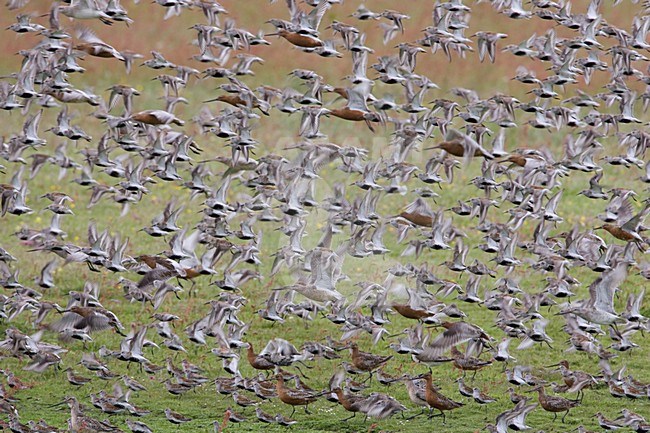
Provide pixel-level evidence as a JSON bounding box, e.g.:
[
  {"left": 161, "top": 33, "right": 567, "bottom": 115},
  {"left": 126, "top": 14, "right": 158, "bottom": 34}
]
[
  {"left": 532, "top": 385, "right": 580, "bottom": 423},
  {"left": 349, "top": 343, "right": 392, "bottom": 373}
]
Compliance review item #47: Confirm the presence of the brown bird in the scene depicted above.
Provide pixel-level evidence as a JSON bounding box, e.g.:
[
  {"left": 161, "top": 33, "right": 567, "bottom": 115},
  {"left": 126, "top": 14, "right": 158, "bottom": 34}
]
[
  {"left": 74, "top": 27, "right": 125, "bottom": 61},
  {"left": 545, "top": 360, "right": 597, "bottom": 401},
  {"left": 129, "top": 110, "right": 184, "bottom": 126},
  {"left": 596, "top": 204, "right": 648, "bottom": 246},
  {"left": 275, "top": 374, "right": 320, "bottom": 416},
  {"left": 164, "top": 408, "right": 192, "bottom": 424},
  {"left": 206, "top": 94, "right": 270, "bottom": 116},
  {"left": 328, "top": 81, "right": 381, "bottom": 132},
  {"left": 422, "top": 373, "right": 464, "bottom": 423},
  {"left": 399, "top": 198, "right": 435, "bottom": 227},
  {"left": 450, "top": 346, "right": 492, "bottom": 378},
  {"left": 64, "top": 368, "right": 92, "bottom": 387},
  {"left": 49, "top": 306, "right": 125, "bottom": 339},
  {"left": 391, "top": 304, "right": 436, "bottom": 320},
  {"left": 245, "top": 342, "right": 275, "bottom": 372},
  {"left": 269, "top": 29, "right": 323, "bottom": 48},
  {"left": 530, "top": 384, "right": 580, "bottom": 423},
  {"left": 349, "top": 343, "right": 393, "bottom": 380},
  {"left": 427, "top": 128, "right": 494, "bottom": 163},
  {"left": 332, "top": 387, "right": 367, "bottom": 421},
  {"left": 420, "top": 321, "right": 492, "bottom": 356}
]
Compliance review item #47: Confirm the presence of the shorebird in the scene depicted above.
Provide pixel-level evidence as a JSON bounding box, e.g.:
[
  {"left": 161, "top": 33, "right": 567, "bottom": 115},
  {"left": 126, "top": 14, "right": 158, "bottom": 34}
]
[
  {"left": 244, "top": 342, "right": 275, "bottom": 372},
  {"left": 129, "top": 110, "right": 184, "bottom": 126},
  {"left": 275, "top": 373, "right": 321, "bottom": 416},
  {"left": 450, "top": 346, "right": 492, "bottom": 378},
  {"left": 165, "top": 408, "right": 192, "bottom": 424},
  {"left": 327, "top": 80, "right": 382, "bottom": 132},
  {"left": 2, "top": 0, "right": 650, "bottom": 430},
  {"left": 418, "top": 321, "right": 493, "bottom": 358},
  {"left": 74, "top": 27, "right": 125, "bottom": 62},
  {"left": 427, "top": 128, "right": 494, "bottom": 164},
  {"left": 557, "top": 260, "right": 631, "bottom": 328},
  {"left": 348, "top": 343, "right": 392, "bottom": 381},
  {"left": 59, "top": 0, "right": 113, "bottom": 24},
  {"left": 421, "top": 373, "right": 464, "bottom": 423},
  {"left": 49, "top": 306, "right": 125, "bottom": 340},
  {"left": 402, "top": 376, "right": 430, "bottom": 419},
  {"left": 332, "top": 387, "right": 367, "bottom": 421},
  {"left": 596, "top": 204, "right": 649, "bottom": 248},
  {"left": 530, "top": 384, "right": 580, "bottom": 422}
]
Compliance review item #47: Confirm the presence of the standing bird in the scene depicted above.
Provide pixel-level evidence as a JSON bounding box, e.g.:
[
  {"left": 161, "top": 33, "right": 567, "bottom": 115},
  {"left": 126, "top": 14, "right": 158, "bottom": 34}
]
[
  {"left": 422, "top": 373, "right": 464, "bottom": 423},
  {"left": 349, "top": 343, "right": 392, "bottom": 381},
  {"left": 275, "top": 374, "right": 321, "bottom": 416},
  {"left": 530, "top": 384, "right": 580, "bottom": 423},
  {"left": 332, "top": 387, "right": 367, "bottom": 421}
]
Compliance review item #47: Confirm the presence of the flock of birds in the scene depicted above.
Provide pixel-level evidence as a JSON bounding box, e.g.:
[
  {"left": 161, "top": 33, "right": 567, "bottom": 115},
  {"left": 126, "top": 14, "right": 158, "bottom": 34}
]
[{"left": 1, "top": 0, "right": 650, "bottom": 431}]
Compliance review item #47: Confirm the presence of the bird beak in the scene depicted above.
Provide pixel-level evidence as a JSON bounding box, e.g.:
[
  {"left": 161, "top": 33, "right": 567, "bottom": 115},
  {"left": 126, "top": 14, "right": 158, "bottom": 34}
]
[{"left": 386, "top": 331, "right": 406, "bottom": 338}]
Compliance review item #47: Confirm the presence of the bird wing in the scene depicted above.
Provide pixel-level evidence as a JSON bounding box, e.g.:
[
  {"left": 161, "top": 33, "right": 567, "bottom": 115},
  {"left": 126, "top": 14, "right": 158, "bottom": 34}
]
[
  {"left": 346, "top": 81, "right": 371, "bottom": 112},
  {"left": 428, "top": 328, "right": 473, "bottom": 352},
  {"left": 80, "top": 312, "right": 112, "bottom": 331},
  {"left": 49, "top": 311, "right": 83, "bottom": 332},
  {"left": 621, "top": 204, "right": 649, "bottom": 232}
]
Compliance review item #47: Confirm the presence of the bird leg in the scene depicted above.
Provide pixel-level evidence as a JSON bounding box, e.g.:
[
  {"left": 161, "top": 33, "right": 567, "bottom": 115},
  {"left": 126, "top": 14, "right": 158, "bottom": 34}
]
[
  {"left": 561, "top": 410, "right": 569, "bottom": 423},
  {"left": 297, "top": 360, "right": 313, "bottom": 369},
  {"left": 406, "top": 409, "right": 426, "bottom": 420},
  {"left": 341, "top": 413, "right": 356, "bottom": 422},
  {"left": 293, "top": 364, "right": 310, "bottom": 380}
]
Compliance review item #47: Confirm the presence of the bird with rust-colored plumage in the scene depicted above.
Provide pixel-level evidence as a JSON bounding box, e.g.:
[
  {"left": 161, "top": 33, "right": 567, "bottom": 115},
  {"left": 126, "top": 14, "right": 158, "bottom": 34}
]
[
  {"left": 275, "top": 373, "right": 321, "bottom": 416},
  {"left": 269, "top": 29, "right": 323, "bottom": 48},
  {"left": 421, "top": 373, "right": 464, "bottom": 423}
]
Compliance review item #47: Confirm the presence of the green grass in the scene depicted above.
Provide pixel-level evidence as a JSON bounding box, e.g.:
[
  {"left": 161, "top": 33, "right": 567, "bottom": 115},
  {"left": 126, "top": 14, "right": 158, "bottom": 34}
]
[{"left": 1, "top": 1, "right": 650, "bottom": 432}]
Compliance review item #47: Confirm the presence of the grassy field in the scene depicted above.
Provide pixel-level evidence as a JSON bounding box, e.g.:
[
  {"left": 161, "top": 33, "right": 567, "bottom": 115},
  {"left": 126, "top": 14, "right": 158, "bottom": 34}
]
[{"left": 1, "top": 1, "right": 650, "bottom": 432}]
